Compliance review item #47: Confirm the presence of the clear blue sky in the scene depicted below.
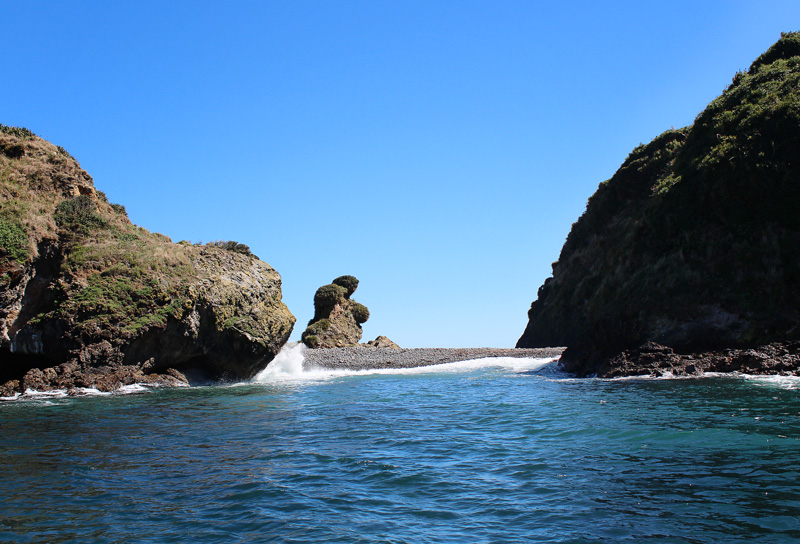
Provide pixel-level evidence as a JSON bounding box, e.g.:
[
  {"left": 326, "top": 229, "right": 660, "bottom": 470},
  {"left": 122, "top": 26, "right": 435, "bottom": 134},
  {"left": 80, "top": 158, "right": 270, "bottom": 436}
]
[{"left": 3, "top": 2, "right": 799, "bottom": 347}]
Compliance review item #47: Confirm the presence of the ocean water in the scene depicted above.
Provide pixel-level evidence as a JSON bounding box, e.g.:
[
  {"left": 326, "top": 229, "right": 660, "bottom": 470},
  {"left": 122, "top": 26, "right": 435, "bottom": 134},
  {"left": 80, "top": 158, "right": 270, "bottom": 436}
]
[{"left": 2, "top": 347, "right": 799, "bottom": 543}]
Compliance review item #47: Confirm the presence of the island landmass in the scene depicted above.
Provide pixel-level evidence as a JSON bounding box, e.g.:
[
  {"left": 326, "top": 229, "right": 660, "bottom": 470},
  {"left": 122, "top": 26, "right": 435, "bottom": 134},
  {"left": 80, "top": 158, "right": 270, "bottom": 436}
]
[{"left": 517, "top": 32, "right": 800, "bottom": 377}]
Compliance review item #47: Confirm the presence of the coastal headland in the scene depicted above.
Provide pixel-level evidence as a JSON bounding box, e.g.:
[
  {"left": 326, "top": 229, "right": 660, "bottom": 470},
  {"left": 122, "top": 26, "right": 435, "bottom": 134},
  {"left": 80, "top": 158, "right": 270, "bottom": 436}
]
[
  {"left": 517, "top": 32, "right": 800, "bottom": 377},
  {"left": 0, "top": 125, "right": 295, "bottom": 395}
]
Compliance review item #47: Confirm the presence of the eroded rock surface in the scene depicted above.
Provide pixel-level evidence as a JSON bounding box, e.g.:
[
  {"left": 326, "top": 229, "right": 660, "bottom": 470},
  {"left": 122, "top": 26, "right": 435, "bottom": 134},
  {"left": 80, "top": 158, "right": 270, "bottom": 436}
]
[
  {"left": 0, "top": 125, "right": 295, "bottom": 394},
  {"left": 301, "top": 275, "right": 370, "bottom": 348}
]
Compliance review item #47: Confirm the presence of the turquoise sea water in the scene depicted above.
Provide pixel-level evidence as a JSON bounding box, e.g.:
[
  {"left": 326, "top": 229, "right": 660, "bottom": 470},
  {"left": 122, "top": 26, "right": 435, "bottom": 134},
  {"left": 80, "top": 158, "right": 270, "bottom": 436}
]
[{"left": 1, "top": 352, "right": 799, "bottom": 543}]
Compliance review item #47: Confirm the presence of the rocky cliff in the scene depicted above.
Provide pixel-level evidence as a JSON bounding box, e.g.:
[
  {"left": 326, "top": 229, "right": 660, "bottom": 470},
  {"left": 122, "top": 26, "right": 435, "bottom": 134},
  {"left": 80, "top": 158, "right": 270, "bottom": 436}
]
[
  {"left": 301, "top": 275, "right": 370, "bottom": 348},
  {"left": 517, "top": 33, "right": 800, "bottom": 377},
  {"left": 0, "top": 126, "right": 295, "bottom": 394}
]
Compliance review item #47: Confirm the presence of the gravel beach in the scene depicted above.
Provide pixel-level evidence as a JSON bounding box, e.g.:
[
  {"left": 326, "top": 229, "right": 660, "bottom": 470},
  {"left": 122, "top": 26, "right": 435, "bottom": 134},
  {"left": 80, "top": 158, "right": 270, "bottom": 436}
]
[{"left": 303, "top": 347, "right": 565, "bottom": 371}]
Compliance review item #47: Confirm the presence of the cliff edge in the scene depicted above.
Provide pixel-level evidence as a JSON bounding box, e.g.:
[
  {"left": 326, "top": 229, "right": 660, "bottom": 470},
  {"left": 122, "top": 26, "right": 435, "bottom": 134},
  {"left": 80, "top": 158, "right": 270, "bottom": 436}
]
[
  {"left": 517, "top": 33, "right": 800, "bottom": 377},
  {"left": 0, "top": 126, "right": 295, "bottom": 394}
]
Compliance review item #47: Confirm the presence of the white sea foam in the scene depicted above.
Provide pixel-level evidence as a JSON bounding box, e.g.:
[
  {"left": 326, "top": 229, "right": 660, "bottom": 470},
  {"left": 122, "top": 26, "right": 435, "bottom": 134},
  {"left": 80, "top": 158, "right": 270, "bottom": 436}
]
[
  {"left": 252, "top": 342, "right": 308, "bottom": 381},
  {"left": 117, "top": 383, "right": 155, "bottom": 394},
  {"left": 355, "top": 356, "right": 559, "bottom": 377},
  {"left": 579, "top": 370, "right": 800, "bottom": 386},
  {"left": 6, "top": 383, "right": 157, "bottom": 402},
  {"left": 24, "top": 388, "right": 69, "bottom": 398},
  {"left": 72, "top": 387, "right": 112, "bottom": 396},
  {"left": 735, "top": 374, "right": 800, "bottom": 389},
  {"left": 252, "top": 343, "right": 559, "bottom": 383}
]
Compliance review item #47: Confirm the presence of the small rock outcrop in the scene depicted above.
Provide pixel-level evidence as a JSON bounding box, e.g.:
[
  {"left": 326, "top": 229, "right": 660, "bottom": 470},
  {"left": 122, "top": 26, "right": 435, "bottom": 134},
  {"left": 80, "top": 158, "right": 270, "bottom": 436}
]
[
  {"left": 598, "top": 341, "right": 800, "bottom": 378},
  {"left": 517, "top": 33, "right": 800, "bottom": 377},
  {"left": 0, "top": 125, "right": 295, "bottom": 394},
  {"left": 363, "top": 335, "right": 400, "bottom": 349},
  {"left": 301, "top": 275, "right": 370, "bottom": 348}
]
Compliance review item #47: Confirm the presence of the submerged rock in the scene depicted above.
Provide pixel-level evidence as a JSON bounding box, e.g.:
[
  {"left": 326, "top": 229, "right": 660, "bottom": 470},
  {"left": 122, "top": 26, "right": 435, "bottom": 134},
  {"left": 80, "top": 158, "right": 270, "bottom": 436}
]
[
  {"left": 0, "top": 125, "right": 295, "bottom": 393},
  {"left": 517, "top": 33, "right": 800, "bottom": 376}
]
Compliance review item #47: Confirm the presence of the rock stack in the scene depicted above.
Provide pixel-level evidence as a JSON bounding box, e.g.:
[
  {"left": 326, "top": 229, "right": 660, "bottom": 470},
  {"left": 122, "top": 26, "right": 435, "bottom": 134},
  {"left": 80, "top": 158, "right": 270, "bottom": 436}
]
[{"left": 301, "top": 275, "right": 370, "bottom": 348}]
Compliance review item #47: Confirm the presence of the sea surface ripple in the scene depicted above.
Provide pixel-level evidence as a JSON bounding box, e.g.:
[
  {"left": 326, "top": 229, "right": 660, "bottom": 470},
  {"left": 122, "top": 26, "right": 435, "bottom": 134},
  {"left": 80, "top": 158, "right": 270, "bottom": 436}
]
[{"left": 1, "top": 353, "right": 799, "bottom": 543}]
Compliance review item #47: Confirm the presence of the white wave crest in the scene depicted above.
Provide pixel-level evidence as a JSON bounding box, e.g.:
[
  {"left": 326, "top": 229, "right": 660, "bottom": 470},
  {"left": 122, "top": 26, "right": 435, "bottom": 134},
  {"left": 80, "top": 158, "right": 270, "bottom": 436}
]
[
  {"left": 24, "top": 388, "right": 69, "bottom": 398},
  {"left": 3, "top": 384, "right": 157, "bottom": 402},
  {"left": 729, "top": 373, "right": 800, "bottom": 389},
  {"left": 252, "top": 343, "right": 559, "bottom": 383}
]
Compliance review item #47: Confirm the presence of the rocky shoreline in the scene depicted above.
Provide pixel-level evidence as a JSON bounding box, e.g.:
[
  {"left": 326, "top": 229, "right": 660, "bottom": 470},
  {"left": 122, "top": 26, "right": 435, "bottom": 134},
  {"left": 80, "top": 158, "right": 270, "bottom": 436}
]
[
  {"left": 303, "top": 347, "right": 565, "bottom": 371},
  {"left": 6, "top": 342, "right": 800, "bottom": 399},
  {"left": 593, "top": 341, "right": 800, "bottom": 378}
]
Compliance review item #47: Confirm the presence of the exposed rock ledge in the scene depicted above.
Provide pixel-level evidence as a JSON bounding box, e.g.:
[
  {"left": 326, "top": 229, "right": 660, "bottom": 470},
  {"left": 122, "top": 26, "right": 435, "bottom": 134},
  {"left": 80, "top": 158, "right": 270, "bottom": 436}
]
[{"left": 594, "top": 341, "right": 800, "bottom": 378}]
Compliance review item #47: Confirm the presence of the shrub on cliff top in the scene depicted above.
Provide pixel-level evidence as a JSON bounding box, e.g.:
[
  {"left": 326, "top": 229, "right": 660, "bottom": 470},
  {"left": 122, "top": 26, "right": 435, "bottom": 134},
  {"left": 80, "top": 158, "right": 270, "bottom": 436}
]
[
  {"left": 206, "top": 240, "right": 257, "bottom": 259},
  {"left": 111, "top": 203, "right": 128, "bottom": 218},
  {"left": 333, "top": 275, "right": 359, "bottom": 298},
  {"left": 0, "top": 125, "right": 36, "bottom": 140},
  {"left": 749, "top": 31, "right": 800, "bottom": 72}
]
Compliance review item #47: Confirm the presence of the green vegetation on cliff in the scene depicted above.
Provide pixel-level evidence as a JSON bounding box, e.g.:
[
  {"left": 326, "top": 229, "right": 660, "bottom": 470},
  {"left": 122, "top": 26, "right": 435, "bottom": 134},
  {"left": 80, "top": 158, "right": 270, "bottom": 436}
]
[
  {"left": 517, "top": 33, "right": 800, "bottom": 375},
  {"left": 0, "top": 125, "right": 295, "bottom": 391}
]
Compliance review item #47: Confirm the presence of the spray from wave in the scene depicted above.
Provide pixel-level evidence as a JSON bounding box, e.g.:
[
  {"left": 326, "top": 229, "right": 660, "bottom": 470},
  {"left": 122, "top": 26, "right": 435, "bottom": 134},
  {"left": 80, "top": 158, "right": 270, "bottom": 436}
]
[
  {"left": 252, "top": 342, "right": 559, "bottom": 383},
  {"left": 252, "top": 342, "right": 308, "bottom": 381}
]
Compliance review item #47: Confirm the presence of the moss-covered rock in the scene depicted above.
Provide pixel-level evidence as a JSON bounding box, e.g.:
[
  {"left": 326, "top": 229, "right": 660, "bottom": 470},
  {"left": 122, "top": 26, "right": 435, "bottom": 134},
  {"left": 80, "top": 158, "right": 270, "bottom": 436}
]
[
  {"left": 312, "top": 283, "right": 347, "bottom": 320},
  {"left": 332, "top": 275, "right": 359, "bottom": 298},
  {"left": 517, "top": 33, "right": 800, "bottom": 376},
  {"left": 302, "top": 276, "right": 369, "bottom": 347},
  {"left": 0, "top": 125, "right": 295, "bottom": 392}
]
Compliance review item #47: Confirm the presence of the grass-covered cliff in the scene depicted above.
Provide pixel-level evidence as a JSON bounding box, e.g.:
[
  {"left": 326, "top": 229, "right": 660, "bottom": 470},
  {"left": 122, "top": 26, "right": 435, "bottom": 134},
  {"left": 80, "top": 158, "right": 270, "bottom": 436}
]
[
  {"left": 517, "top": 32, "right": 800, "bottom": 376},
  {"left": 0, "top": 126, "right": 295, "bottom": 393}
]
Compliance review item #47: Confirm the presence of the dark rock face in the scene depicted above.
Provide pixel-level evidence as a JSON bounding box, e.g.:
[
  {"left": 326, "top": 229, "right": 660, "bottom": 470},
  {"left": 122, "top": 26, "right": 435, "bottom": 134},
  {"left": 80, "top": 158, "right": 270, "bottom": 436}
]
[
  {"left": 517, "top": 33, "right": 800, "bottom": 377},
  {"left": 598, "top": 341, "right": 800, "bottom": 378},
  {"left": 0, "top": 125, "right": 295, "bottom": 394},
  {"left": 302, "top": 275, "right": 370, "bottom": 348}
]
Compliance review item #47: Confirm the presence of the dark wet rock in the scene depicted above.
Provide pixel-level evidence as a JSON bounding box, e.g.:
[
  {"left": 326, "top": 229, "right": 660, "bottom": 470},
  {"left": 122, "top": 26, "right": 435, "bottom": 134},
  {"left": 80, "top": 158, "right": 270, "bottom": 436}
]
[{"left": 595, "top": 341, "right": 800, "bottom": 378}]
